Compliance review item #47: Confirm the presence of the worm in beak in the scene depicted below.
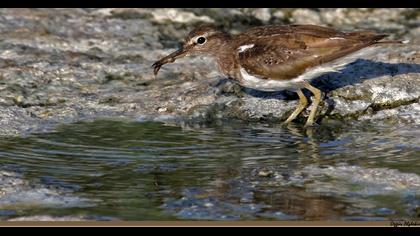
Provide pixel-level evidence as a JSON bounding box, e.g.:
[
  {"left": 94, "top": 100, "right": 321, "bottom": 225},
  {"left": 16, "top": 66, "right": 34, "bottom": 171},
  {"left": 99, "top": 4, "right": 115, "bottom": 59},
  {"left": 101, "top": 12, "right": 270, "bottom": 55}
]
[{"left": 152, "top": 46, "right": 190, "bottom": 76}]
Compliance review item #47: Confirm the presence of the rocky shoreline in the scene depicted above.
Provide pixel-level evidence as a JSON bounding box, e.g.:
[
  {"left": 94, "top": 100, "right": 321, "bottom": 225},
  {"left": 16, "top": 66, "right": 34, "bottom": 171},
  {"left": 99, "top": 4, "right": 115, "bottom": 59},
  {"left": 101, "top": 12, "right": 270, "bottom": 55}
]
[{"left": 0, "top": 8, "right": 419, "bottom": 136}]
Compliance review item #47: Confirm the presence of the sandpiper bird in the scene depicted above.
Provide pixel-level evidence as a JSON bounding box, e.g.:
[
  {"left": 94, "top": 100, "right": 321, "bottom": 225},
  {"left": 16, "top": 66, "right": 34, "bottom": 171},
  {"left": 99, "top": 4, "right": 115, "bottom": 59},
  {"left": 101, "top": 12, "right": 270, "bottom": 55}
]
[{"left": 152, "top": 24, "right": 407, "bottom": 126}]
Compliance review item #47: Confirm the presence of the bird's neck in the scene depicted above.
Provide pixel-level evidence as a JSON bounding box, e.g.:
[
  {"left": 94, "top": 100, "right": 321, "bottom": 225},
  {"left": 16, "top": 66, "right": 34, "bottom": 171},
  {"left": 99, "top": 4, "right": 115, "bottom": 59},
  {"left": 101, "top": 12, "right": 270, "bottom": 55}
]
[
  {"left": 211, "top": 43, "right": 239, "bottom": 79},
  {"left": 215, "top": 53, "right": 235, "bottom": 76}
]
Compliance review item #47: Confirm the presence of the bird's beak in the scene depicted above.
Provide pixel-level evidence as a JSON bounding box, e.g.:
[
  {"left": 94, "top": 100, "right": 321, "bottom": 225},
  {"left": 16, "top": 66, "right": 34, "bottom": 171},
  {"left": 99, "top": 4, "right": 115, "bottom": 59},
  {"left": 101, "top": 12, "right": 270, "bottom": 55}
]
[{"left": 152, "top": 45, "right": 191, "bottom": 76}]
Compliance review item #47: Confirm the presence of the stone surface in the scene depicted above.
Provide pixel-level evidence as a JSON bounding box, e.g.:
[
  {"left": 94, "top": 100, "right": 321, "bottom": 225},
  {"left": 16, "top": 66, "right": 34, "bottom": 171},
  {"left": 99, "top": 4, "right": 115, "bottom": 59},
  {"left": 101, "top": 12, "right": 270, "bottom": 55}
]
[
  {"left": 0, "top": 8, "right": 418, "bottom": 137},
  {"left": 291, "top": 9, "right": 323, "bottom": 25},
  {"left": 0, "top": 170, "right": 91, "bottom": 212},
  {"left": 8, "top": 215, "right": 86, "bottom": 221}
]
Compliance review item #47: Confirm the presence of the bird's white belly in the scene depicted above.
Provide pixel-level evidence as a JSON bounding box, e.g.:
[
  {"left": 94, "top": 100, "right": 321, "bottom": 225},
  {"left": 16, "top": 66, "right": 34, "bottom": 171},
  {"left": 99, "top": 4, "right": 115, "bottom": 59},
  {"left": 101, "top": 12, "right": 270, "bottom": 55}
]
[{"left": 239, "top": 68, "right": 302, "bottom": 91}]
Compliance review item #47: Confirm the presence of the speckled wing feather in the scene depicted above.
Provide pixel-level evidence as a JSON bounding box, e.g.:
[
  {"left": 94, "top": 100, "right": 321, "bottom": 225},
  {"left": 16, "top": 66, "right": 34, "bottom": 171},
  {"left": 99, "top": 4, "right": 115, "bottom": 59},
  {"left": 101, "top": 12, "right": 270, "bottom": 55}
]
[
  {"left": 237, "top": 25, "right": 388, "bottom": 81},
  {"left": 241, "top": 24, "right": 345, "bottom": 39}
]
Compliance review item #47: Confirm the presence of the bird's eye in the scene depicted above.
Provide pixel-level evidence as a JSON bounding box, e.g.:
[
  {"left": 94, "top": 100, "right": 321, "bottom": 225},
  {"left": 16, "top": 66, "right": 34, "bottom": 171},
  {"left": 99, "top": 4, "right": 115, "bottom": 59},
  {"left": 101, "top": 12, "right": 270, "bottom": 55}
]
[{"left": 196, "top": 37, "right": 206, "bottom": 45}]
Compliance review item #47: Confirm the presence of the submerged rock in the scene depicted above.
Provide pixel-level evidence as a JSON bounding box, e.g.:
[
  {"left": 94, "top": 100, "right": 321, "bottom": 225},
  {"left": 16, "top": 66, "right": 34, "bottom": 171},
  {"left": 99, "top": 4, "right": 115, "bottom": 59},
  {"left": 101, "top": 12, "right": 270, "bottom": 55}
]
[
  {"left": 248, "top": 164, "right": 420, "bottom": 219},
  {"left": 161, "top": 162, "right": 420, "bottom": 220},
  {"left": 0, "top": 170, "right": 92, "bottom": 215},
  {"left": 162, "top": 184, "right": 273, "bottom": 220},
  {"left": 8, "top": 215, "right": 86, "bottom": 221},
  {"left": 8, "top": 215, "right": 118, "bottom": 221},
  {"left": 294, "top": 164, "right": 420, "bottom": 195},
  {"left": 0, "top": 8, "right": 418, "bottom": 136}
]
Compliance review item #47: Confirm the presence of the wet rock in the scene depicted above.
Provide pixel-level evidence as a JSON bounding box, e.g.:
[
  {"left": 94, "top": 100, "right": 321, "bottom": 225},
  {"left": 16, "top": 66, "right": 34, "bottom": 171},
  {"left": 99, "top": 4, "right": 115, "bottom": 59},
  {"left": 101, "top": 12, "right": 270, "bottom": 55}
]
[
  {"left": 358, "top": 103, "right": 420, "bottom": 124},
  {"left": 151, "top": 9, "right": 214, "bottom": 24},
  {"left": 0, "top": 8, "right": 418, "bottom": 136},
  {"left": 7, "top": 214, "right": 118, "bottom": 221},
  {"left": 252, "top": 8, "right": 272, "bottom": 23},
  {"left": 340, "top": 216, "right": 388, "bottom": 221},
  {"left": 8, "top": 215, "right": 86, "bottom": 221},
  {"left": 274, "top": 164, "right": 420, "bottom": 196},
  {"left": 374, "top": 208, "right": 396, "bottom": 216},
  {"left": 291, "top": 9, "right": 323, "bottom": 25},
  {"left": 161, "top": 162, "right": 420, "bottom": 220},
  {"left": 162, "top": 185, "right": 270, "bottom": 220},
  {"left": 246, "top": 163, "right": 420, "bottom": 219},
  {"left": 272, "top": 10, "right": 286, "bottom": 20},
  {"left": 257, "top": 170, "right": 274, "bottom": 177},
  {"left": 0, "top": 170, "right": 92, "bottom": 211},
  {"left": 0, "top": 106, "right": 40, "bottom": 136},
  {"left": 319, "top": 8, "right": 413, "bottom": 32},
  {"left": 258, "top": 211, "right": 301, "bottom": 220},
  {"left": 0, "top": 209, "right": 17, "bottom": 220}
]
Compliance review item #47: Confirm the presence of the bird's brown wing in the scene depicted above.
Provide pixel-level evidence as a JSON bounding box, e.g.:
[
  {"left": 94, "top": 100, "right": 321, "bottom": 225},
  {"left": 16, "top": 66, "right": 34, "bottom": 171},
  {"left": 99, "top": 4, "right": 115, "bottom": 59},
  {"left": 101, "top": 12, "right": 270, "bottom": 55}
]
[
  {"left": 237, "top": 25, "right": 387, "bottom": 80},
  {"left": 241, "top": 24, "right": 346, "bottom": 39}
]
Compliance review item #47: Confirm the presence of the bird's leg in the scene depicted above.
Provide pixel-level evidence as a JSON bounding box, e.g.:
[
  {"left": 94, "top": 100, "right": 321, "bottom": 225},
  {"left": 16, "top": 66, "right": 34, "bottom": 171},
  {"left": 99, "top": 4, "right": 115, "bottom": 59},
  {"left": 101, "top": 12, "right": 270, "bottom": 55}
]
[
  {"left": 284, "top": 89, "right": 308, "bottom": 124},
  {"left": 303, "top": 82, "right": 322, "bottom": 127}
]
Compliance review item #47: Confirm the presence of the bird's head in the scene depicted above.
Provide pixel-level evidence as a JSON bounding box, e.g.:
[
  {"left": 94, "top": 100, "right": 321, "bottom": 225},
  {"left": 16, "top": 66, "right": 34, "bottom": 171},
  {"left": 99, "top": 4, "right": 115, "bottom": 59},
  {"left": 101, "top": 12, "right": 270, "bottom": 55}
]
[{"left": 152, "top": 25, "right": 231, "bottom": 76}]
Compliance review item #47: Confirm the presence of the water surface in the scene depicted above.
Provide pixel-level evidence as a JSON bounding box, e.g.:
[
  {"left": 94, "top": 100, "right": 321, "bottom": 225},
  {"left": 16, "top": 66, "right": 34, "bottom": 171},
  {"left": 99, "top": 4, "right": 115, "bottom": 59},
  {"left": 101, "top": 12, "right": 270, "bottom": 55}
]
[{"left": 0, "top": 120, "right": 419, "bottom": 220}]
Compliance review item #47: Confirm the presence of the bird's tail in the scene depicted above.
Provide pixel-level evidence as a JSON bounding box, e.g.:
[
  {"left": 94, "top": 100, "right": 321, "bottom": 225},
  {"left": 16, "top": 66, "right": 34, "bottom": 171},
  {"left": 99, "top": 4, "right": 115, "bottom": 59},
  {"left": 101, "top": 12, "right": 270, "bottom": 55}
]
[
  {"left": 348, "top": 32, "right": 410, "bottom": 45},
  {"left": 369, "top": 34, "right": 410, "bottom": 44}
]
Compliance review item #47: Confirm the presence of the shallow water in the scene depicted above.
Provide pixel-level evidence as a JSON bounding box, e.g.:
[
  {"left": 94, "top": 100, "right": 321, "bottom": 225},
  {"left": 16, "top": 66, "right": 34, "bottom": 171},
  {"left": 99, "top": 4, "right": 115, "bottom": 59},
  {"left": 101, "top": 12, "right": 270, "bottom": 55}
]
[{"left": 0, "top": 119, "right": 419, "bottom": 221}]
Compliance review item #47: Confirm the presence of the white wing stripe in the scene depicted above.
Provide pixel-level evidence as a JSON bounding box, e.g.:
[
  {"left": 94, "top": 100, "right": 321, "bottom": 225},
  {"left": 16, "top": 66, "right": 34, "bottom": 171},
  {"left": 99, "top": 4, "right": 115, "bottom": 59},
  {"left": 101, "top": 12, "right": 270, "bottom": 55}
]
[{"left": 237, "top": 44, "right": 255, "bottom": 53}]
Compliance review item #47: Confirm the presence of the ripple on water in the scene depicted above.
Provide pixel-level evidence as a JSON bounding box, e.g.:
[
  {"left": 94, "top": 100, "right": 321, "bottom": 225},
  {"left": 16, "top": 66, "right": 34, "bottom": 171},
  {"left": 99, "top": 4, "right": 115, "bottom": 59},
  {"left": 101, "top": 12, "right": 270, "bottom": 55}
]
[{"left": 0, "top": 120, "right": 418, "bottom": 220}]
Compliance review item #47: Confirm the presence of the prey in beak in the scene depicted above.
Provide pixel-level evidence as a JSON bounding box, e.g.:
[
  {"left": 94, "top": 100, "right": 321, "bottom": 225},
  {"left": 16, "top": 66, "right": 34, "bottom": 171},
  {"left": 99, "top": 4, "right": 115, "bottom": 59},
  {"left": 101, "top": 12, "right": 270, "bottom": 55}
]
[{"left": 152, "top": 45, "right": 190, "bottom": 76}]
